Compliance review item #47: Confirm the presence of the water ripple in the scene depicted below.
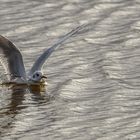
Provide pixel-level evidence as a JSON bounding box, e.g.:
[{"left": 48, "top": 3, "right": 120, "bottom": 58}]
[{"left": 1, "top": 0, "right": 140, "bottom": 140}]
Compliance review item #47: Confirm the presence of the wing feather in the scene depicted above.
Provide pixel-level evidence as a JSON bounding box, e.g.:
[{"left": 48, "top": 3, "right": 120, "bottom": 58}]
[
  {"left": 29, "top": 25, "right": 84, "bottom": 75},
  {"left": 0, "top": 35, "right": 26, "bottom": 80}
]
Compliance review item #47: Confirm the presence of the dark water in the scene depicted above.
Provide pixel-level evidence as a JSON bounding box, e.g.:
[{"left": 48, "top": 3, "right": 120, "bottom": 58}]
[{"left": 1, "top": 0, "right": 140, "bottom": 139}]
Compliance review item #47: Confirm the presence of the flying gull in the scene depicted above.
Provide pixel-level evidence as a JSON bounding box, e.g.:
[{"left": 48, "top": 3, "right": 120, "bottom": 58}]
[{"left": 0, "top": 25, "right": 83, "bottom": 86}]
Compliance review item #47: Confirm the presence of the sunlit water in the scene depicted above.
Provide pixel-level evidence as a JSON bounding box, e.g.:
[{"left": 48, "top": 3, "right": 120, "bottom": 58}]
[{"left": 1, "top": 0, "right": 140, "bottom": 139}]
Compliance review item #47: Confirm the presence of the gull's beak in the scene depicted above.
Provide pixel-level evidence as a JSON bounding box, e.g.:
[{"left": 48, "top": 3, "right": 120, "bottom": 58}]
[{"left": 41, "top": 75, "right": 47, "bottom": 79}]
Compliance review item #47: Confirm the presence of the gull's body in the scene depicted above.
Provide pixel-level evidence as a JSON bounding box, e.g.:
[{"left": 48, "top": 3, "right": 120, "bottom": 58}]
[{"left": 0, "top": 25, "right": 83, "bottom": 89}]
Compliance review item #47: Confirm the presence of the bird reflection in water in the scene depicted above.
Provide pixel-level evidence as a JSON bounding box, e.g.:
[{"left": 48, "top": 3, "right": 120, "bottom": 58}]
[
  {"left": 0, "top": 88, "right": 26, "bottom": 135},
  {"left": 0, "top": 83, "right": 50, "bottom": 136},
  {"left": 1, "top": 81, "right": 47, "bottom": 94}
]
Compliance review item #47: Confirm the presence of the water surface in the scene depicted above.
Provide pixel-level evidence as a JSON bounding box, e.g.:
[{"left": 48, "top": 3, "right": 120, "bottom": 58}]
[{"left": 1, "top": 0, "right": 140, "bottom": 139}]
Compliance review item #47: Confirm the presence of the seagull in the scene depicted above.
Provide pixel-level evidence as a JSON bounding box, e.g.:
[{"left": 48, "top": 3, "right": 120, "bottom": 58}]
[{"left": 0, "top": 25, "right": 83, "bottom": 88}]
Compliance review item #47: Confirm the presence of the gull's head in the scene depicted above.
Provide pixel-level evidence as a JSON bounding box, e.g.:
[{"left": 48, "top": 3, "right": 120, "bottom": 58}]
[{"left": 29, "top": 71, "right": 47, "bottom": 82}]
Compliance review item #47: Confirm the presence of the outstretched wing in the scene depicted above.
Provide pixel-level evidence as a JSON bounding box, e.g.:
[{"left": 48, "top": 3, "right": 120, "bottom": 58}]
[
  {"left": 0, "top": 35, "right": 26, "bottom": 80},
  {"left": 29, "top": 25, "right": 83, "bottom": 76}
]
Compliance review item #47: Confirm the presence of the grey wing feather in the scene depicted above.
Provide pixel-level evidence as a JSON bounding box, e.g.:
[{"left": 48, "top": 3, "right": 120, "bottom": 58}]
[
  {"left": 29, "top": 25, "right": 84, "bottom": 75},
  {"left": 0, "top": 35, "right": 26, "bottom": 80}
]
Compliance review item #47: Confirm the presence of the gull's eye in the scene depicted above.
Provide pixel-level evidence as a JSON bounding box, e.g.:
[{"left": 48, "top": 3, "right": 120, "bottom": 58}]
[{"left": 36, "top": 73, "right": 39, "bottom": 77}]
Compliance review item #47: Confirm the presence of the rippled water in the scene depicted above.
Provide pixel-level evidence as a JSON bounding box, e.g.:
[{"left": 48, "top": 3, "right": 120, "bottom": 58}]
[{"left": 1, "top": 0, "right": 140, "bottom": 139}]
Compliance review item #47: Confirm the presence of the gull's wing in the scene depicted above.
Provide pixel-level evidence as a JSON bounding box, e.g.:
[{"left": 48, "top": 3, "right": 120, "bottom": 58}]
[
  {"left": 0, "top": 35, "right": 26, "bottom": 80},
  {"left": 29, "top": 25, "right": 83, "bottom": 75}
]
